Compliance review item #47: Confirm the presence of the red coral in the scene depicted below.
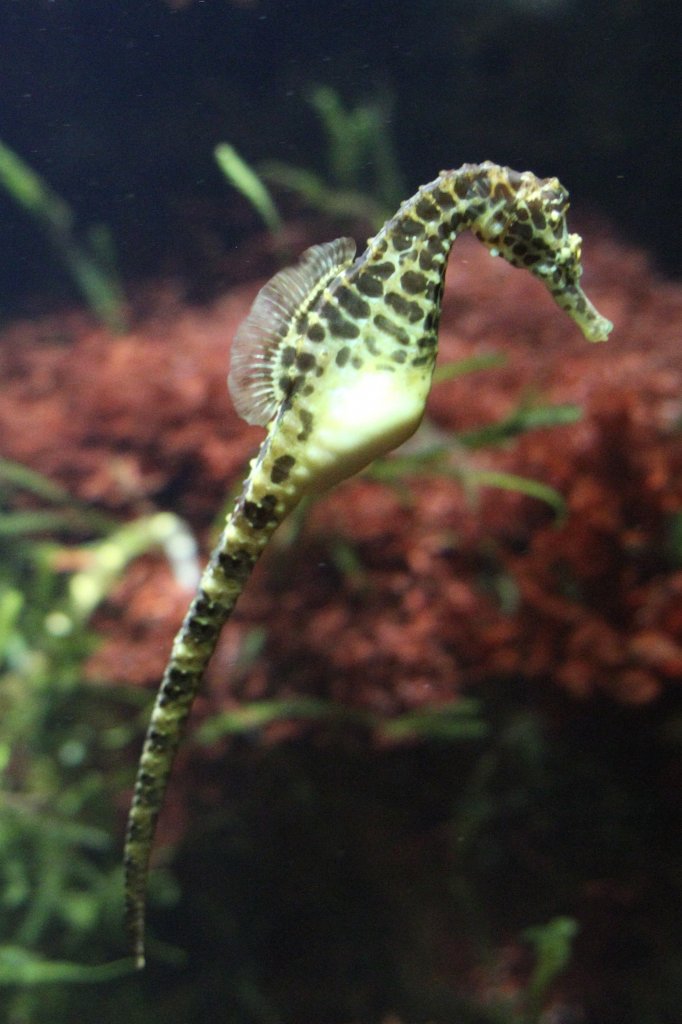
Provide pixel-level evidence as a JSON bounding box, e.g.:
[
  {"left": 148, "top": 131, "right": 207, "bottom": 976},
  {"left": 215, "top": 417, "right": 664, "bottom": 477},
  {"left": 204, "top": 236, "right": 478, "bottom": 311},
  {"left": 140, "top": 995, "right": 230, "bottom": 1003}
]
[{"left": 1, "top": 229, "right": 680, "bottom": 710}]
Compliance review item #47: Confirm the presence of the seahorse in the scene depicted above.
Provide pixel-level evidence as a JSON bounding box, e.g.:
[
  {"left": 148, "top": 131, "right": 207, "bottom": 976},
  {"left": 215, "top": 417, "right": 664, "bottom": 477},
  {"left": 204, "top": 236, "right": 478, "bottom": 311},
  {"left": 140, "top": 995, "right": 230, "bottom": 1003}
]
[{"left": 124, "top": 161, "right": 612, "bottom": 966}]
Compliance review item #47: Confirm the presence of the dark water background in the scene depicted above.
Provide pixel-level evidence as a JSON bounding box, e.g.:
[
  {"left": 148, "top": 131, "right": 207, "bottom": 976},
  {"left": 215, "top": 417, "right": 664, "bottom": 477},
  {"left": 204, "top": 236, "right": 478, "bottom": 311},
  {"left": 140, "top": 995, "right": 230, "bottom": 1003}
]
[{"left": 1, "top": 0, "right": 681, "bottom": 312}]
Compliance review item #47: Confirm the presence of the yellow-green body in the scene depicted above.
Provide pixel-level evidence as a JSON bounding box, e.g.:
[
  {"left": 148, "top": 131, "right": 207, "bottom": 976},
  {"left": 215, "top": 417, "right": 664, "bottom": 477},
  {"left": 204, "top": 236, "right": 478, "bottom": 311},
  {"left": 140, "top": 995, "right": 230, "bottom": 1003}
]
[{"left": 124, "top": 162, "right": 612, "bottom": 967}]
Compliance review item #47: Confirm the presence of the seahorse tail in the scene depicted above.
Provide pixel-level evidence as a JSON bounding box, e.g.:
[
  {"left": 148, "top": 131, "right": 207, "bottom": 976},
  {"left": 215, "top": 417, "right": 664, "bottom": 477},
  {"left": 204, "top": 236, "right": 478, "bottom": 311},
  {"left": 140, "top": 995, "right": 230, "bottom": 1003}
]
[
  {"left": 123, "top": 489, "right": 286, "bottom": 966},
  {"left": 124, "top": 583, "right": 237, "bottom": 967}
]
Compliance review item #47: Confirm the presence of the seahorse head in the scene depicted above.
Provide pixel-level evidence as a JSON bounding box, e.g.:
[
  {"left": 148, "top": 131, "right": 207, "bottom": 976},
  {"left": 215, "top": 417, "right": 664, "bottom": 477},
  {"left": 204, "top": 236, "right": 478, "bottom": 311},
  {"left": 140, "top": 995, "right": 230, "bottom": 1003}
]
[{"left": 475, "top": 168, "right": 612, "bottom": 343}]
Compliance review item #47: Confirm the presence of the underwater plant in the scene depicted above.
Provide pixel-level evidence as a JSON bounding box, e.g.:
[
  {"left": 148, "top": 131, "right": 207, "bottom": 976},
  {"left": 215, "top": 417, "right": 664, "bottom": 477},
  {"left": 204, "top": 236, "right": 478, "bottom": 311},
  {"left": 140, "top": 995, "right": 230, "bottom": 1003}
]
[
  {"left": 0, "top": 461, "right": 201, "bottom": 1014},
  {"left": 216, "top": 86, "right": 403, "bottom": 232},
  {"left": 0, "top": 139, "right": 127, "bottom": 332},
  {"left": 214, "top": 144, "right": 283, "bottom": 235},
  {"left": 123, "top": 160, "right": 612, "bottom": 967}
]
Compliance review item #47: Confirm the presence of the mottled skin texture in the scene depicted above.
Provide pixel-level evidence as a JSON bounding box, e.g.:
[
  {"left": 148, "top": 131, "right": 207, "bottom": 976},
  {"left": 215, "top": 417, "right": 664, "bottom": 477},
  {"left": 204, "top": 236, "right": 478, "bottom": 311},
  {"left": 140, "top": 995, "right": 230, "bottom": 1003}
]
[{"left": 124, "top": 162, "right": 612, "bottom": 967}]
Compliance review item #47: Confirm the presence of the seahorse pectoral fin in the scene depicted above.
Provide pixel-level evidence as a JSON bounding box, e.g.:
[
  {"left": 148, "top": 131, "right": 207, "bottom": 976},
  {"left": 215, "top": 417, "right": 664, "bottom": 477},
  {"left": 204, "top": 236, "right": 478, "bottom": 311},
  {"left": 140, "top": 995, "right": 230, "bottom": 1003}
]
[{"left": 228, "top": 237, "right": 357, "bottom": 426}]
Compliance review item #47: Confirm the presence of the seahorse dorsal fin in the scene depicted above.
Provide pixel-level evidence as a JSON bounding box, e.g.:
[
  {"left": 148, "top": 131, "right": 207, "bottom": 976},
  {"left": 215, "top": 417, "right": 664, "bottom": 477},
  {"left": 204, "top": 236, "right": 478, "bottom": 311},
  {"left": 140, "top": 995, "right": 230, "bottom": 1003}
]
[{"left": 228, "top": 236, "right": 357, "bottom": 426}]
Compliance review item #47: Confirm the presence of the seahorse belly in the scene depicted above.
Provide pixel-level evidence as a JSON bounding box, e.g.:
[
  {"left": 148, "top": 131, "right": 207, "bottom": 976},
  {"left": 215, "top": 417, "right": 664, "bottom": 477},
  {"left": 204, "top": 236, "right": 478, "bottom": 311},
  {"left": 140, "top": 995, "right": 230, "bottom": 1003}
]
[{"left": 299, "top": 366, "right": 429, "bottom": 493}]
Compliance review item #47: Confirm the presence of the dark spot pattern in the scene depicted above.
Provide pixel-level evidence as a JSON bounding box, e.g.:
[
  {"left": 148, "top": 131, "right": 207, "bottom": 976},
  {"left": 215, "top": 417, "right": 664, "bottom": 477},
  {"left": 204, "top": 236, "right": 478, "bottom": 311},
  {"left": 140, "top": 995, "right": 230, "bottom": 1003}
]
[
  {"left": 433, "top": 187, "right": 454, "bottom": 209},
  {"left": 472, "top": 176, "right": 492, "bottom": 199},
  {"left": 399, "top": 217, "right": 427, "bottom": 238},
  {"left": 243, "top": 494, "right": 277, "bottom": 531},
  {"left": 320, "top": 301, "right": 361, "bottom": 339},
  {"left": 373, "top": 314, "right": 409, "bottom": 345},
  {"left": 295, "top": 351, "right": 316, "bottom": 372},
  {"left": 146, "top": 728, "right": 170, "bottom": 754},
  {"left": 158, "top": 667, "right": 191, "bottom": 706},
  {"left": 514, "top": 221, "right": 534, "bottom": 241},
  {"left": 530, "top": 204, "right": 547, "bottom": 231},
  {"left": 189, "top": 619, "right": 219, "bottom": 642},
  {"left": 454, "top": 176, "right": 469, "bottom": 199},
  {"left": 335, "top": 346, "right": 350, "bottom": 367},
  {"left": 415, "top": 196, "right": 440, "bottom": 220},
  {"left": 271, "top": 454, "right": 296, "bottom": 484},
  {"left": 418, "top": 250, "right": 436, "bottom": 271},
  {"left": 297, "top": 408, "right": 313, "bottom": 442},
  {"left": 389, "top": 230, "right": 411, "bottom": 252},
  {"left": 167, "top": 665, "right": 191, "bottom": 684},
  {"left": 386, "top": 292, "right": 423, "bottom": 322},
  {"left": 308, "top": 322, "right": 326, "bottom": 343},
  {"left": 193, "top": 594, "right": 222, "bottom": 621},
  {"left": 401, "top": 270, "right": 428, "bottom": 295},
  {"left": 335, "top": 286, "right": 371, "bottom": 319},
  {"left": 356, "top": 272, "right": 385, "bottom": 297},
  {"left": 372, "top": 261, "right": 396, "bottom": 279},
  {"left": 493, "top": 181, "right": 513, "bottom": 203},
  {"left": 218, "top": 548, "right": 254, "bottom": 581}
]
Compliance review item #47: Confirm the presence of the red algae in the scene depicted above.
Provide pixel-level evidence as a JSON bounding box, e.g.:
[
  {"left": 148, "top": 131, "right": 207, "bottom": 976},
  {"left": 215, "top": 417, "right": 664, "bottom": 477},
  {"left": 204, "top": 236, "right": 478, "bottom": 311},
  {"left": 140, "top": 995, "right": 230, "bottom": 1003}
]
[{"left": 1, "top": 231, "right": 680, "bottom": 712}]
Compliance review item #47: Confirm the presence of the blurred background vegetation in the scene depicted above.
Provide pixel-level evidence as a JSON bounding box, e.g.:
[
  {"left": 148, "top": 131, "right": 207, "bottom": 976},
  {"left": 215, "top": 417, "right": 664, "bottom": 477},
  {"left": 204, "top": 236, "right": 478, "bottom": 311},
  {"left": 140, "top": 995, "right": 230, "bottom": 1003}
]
[{"left": 0, "top": 0, "right": 681, "bottom": 317}]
